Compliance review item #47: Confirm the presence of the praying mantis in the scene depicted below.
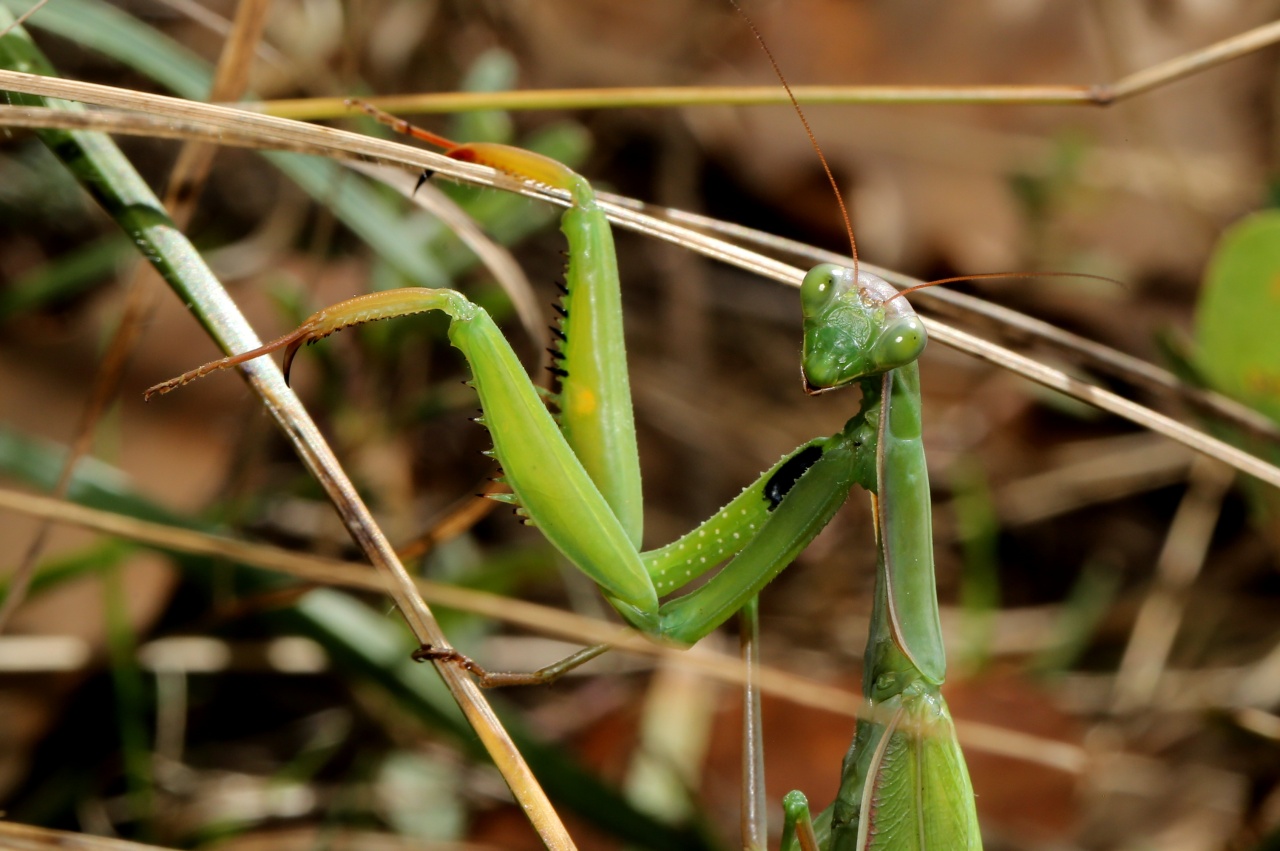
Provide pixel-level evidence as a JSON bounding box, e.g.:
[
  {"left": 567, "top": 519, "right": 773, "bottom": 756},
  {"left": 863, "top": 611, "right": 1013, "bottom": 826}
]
[
  {"left": 147, "top": 94, "right": 983, "bottom": 846},
  {"left": 7, "top": 0, "right": 1280, "bottom": 845}
]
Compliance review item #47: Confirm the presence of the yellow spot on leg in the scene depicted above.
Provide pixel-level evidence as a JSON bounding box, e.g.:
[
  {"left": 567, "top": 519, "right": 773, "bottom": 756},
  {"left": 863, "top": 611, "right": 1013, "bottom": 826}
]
[{"left": 570, "top": 387, "right": 598, "bottom": 418}]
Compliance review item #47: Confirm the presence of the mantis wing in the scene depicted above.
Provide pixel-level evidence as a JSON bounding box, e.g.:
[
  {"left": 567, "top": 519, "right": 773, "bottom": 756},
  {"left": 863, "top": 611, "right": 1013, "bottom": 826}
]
[{"left": 853, "top": 688, "right": 981, "bottom": 851}]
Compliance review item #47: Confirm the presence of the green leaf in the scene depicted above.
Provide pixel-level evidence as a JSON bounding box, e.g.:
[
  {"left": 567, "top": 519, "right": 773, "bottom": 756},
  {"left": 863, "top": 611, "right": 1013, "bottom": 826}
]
[{"left": 1195, "top": 210, "right": 1280, "bottom": 424}]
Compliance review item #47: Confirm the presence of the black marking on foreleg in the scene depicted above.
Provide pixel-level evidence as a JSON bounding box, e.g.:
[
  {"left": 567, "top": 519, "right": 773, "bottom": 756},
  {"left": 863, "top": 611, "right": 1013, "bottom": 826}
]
[{"left": 763, "top": 445, "right": 824, "bottom": 510}]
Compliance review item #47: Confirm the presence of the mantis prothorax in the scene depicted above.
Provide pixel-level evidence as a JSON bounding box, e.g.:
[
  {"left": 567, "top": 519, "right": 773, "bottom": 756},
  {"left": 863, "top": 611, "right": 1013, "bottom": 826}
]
[{"left": 147, "top": 104, "right": 981, "bottom": 848}]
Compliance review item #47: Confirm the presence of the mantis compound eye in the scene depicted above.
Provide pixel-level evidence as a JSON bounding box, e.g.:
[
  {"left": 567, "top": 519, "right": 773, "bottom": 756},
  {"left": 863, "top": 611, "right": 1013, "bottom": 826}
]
[
  {"left": 870, "top": 316, "right": 927, "bottom": 371},
  {"left": 800, "top": 263, "right": 848, "bottom": 318}
]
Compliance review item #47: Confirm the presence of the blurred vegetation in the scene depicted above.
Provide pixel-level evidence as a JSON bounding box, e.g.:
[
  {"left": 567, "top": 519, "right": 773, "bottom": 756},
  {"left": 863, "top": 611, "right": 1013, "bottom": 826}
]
[{"left": 1, "top": 2, "right": 1280, "bottom": 850}]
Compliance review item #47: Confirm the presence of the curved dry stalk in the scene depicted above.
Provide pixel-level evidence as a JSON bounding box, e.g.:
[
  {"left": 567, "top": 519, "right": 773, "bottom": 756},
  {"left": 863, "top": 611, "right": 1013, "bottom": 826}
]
[
  {"left": 0, "top": 820, "right": 164, "bottom": 851},
  {"left": 0, "top": 483, "right": 1088, "bottom": 774},
  {"left": 576, "top": 199, "right": 1280, "bottom": 492},
  {"left": 172, "top": 259, "right": 579, "bottom": 850},
  {"left": 0, "top": 77, "right": 1276, "bottom": 490},
  {"left": 251, "top": 17, "right": 1280, "bottom": 119},
  {"left": 645, "top": 205, "right": 1280, "bottom": 446},
  {"left": 0, "top": 103, "right": 356, "bottom": 149},
  {"left": 262, "top": 84, "right": 1094, "bottom": 118}
]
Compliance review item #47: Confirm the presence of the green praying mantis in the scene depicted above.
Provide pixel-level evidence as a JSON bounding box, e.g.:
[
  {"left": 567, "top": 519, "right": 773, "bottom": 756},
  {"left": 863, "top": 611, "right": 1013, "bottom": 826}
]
[{"left": 146, "top": 102, "right": 982, "bottom": 848}]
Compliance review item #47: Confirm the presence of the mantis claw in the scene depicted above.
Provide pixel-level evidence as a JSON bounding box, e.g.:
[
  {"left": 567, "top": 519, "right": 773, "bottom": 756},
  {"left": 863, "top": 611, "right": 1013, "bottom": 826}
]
[{"left": 412, "top": 644, "right": 482, "bottom": 674}]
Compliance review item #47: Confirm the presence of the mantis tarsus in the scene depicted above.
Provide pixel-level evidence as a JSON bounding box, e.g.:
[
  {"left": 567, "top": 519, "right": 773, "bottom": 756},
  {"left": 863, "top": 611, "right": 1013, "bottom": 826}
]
[{"left": 148, "top": 102, "right": 983, "bottom": 846}]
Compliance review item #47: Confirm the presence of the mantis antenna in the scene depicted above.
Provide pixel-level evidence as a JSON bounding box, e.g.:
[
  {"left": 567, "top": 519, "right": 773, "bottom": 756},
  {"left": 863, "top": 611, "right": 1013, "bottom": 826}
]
[
  {"left": 727, "top": 0, "right": 859, "bottom": 278},
  {"left": 727, "top": 2, "right": 1127, "bottom": 310},
  {"left": 886, "top": 270, "right": 1129, "bottom": 303}
]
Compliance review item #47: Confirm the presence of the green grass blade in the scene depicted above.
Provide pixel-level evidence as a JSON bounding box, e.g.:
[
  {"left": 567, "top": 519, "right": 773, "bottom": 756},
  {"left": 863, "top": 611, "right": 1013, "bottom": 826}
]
[
  {"left": 0, "top": 12, "right": 261, "bottom": 349},
  {"left": 103, "top": 562, "right": 155, "bottom": 838},
  {"left": 0, "top": 0, "right": 209, "bottom": 98},
  {"left": 0, "top": 234, "right": 131, "bottom": 321},
  {"left": 5, "top": 0, "right": 451, "bottom": 288}
]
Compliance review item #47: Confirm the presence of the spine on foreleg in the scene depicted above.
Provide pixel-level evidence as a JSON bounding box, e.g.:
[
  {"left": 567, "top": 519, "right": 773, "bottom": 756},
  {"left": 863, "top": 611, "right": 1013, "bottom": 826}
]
[
  {"left": 552, "top": 177, "right": 644, "bottom": 550},
  {"left": 641, "top": 436, "right": 830, "bottom": 595}
]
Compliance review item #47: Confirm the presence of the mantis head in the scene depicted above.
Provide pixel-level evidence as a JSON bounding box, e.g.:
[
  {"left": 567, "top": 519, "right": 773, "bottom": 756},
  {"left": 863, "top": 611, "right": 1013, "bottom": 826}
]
[{"left": 800, "top": 263, "right": 927, "bottom": 393}]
